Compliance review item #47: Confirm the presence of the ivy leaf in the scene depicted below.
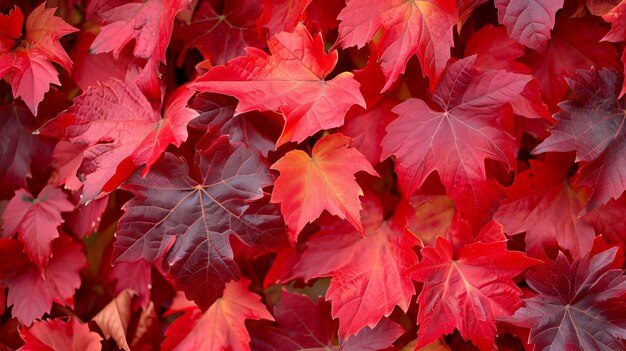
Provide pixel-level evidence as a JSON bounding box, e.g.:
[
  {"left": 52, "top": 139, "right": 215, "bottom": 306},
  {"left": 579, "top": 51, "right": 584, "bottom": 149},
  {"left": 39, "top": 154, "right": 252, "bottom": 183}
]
[{"left": 113, "top": 140, "right": 285, "bottom": 310}]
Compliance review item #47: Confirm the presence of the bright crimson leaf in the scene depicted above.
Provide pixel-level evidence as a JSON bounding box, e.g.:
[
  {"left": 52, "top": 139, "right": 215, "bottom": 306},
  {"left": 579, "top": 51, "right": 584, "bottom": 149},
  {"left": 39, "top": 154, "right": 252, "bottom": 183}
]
[
  {"left": 271, "top": 133, "right": 378, "bottom": 240},
  {"left": 38, "top": 80, "right": 198, "bottom": 202},
  {"left": 382, "top": 56, "right": 531, "bottom": 227},
  {"left": 161, "top": 279, "right": 274, "bottom": 351},
  {"left": 494, "top": 0, "right": 564, "bottom": 51},
  {"left": 90, "top": 0, "right": 190, "bottom": 63},
  {"left": 173, "top": 0, "right": 265, "bottom": 66},
  {"left": 0, "top": 235, "right": 84, "bottom": 325},
  {"left": 408, "top": 226, "right": 541, "bottom": 351},
  {"left": 267, "top": 193, "right": 420, "bottom": 338},
  {"left": 189, "top": 23, "right": 365, "bottom": 146},
  {"left": 495, "top": 158, "right": 596, "bottom": 258},
  {"left": 113, "top": 141, "right": 285, "bottom": 310},
  {"left": 510, "top": 244, "right": 626, "bottom": 350},
  {"left": 337, "top": 0, "right": 456, "bottom": 91},
  {"left": 18, "top": 318, "right": 102, "bottom": 351},
  {"left": 0, "top": 3, "right": 77, "bottom": 114},
  {"left": 2, "top": 185, "right": 75, "bottom": 269},
  {"left": 533, "top": 68, "right": 626, "bottom": 211}
]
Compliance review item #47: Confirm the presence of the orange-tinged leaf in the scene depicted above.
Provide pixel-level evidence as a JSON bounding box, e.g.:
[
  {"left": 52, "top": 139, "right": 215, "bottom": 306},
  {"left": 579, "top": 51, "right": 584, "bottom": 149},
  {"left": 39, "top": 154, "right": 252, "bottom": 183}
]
[
  {"left": 92, "top": 289, "right": 137, "bottom": 351},
  {"left": 271, "top": 133, "right": 378, "bottom": 241},
  {"left": 161, "top": 279, "right": 274, "bottom": 351},
  {"left": 267, "top": 193, "right": 419, "bottom": 338},
  {"left": 189, "top": 23, "right": 365, "bottom": 146}
]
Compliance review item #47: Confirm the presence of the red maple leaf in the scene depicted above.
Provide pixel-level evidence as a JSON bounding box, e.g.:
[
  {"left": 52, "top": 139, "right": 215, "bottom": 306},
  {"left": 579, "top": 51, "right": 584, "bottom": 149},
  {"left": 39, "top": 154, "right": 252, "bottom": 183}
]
[
  {"left": 534, "top": 68, "right": 626, "bottom": 211},
  {"left": 2, "top": 185, "right": 75, "bottom": 269},
  {"left": 38, "top": 80, "right": 198, "bottom": 202},
  {"left": 408, "top": 224, "right": 541, "bottom": 350},
  {"left": 19, "top": 318, "right": 102, "bottom": 351},
  {"left": 0, "top": 235, "right": 84, "bottom": 325},
  {"left": 189, "top": 23, "right": 365, "bottom": 146},
  {"left": 337, "top": 0, "right": 456, "bottom": 91},
  {"left": 266, "top": 192, "right": 420, "bottom": 338},
  {"left": 509, "top": 242, "right": 626, "bottom": 350},
  {"left": 270, "top": 133, "right": 378, "bottom": 241},
  {"left": 113, "top": 141, "right": 285, "bottom": 310},
  {"left": 495, "top": 157, "right": 596, "bottom": 258},
  {"left": 381, "top": 56, "right": 531, "bottom": 227},
  {"left": 0, "top": 3, "right": 77, "bottom": 114},
  {"left": 161, "top": 279, "right": 274, "bottom": 351}
]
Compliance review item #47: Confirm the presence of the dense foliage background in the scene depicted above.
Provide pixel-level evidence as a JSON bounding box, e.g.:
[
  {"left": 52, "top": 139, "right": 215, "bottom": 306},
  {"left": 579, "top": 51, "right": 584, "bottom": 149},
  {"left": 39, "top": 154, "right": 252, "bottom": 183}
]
[{"left": 0, "top": 0, "right": 625, "bottom": 350}]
